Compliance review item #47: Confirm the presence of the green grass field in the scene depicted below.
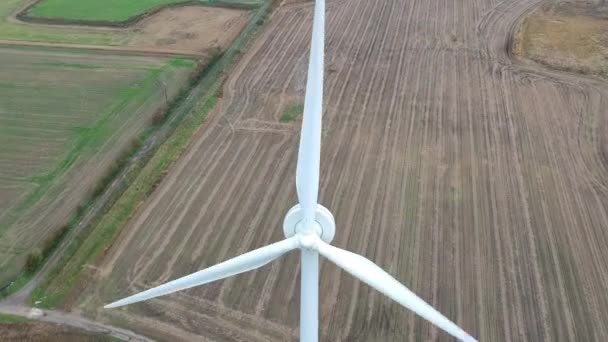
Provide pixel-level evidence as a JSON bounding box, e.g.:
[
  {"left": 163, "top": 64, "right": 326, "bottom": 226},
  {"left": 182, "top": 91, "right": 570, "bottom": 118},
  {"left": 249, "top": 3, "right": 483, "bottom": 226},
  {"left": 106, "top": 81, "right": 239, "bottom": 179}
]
[
  {"left": 0, "top": 313, "right": 28, "bottom": 324},
  {"left": 279, "top": 103, "right": 304, "bottom": 122},
  {"left": 0, "top": 0, "right": 119, "bottom": 44},
  {"left": 0, "top": 45, "right": 195, "bottom": 286},
  {"left": 28, "top": 0, "right": 192, "bottom": 22},
  {"left": 1, "top": 0, "right": 261, "bottom": 44},
  {"left": 27, "top": 0, "right": 263, "bottom": 23},
  {"left": 30, "top": 0, "right": 273, "bottom": 308}
]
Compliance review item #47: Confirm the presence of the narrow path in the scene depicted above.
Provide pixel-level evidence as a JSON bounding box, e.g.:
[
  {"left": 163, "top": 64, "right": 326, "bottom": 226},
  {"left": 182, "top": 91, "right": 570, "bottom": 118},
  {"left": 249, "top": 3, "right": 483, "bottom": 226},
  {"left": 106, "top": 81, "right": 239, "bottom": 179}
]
[
  {"left": 0, "top": 304, "right": 152, "bottom": 341},
  {"left": 0, "top": 39, "right": 204, "bottom": 58}
]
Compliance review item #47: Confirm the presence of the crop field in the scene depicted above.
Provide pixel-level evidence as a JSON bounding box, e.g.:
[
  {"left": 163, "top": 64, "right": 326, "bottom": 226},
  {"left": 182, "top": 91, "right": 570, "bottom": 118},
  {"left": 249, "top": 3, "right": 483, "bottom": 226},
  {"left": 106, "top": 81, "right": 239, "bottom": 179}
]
[
  {"left": 65, "top": 0, "right": 608, "bottom": 341},
  {"left": 0, "top": 45, "right": 195, "bottom": 285},
  {"left": 0, "top": 0, "right": 251, "bottom": 52},
  {"left": 0, "top": 319, "right": 114, "bottom": 341},
  {"left": 28, "top": 0, "right": 196, "bottom": 22},
  {"left": 0, "top": 0, "right": 117, "bottom": 44},
  {"left": 25, "top": 0, "right": 262, "bottom": 22}
]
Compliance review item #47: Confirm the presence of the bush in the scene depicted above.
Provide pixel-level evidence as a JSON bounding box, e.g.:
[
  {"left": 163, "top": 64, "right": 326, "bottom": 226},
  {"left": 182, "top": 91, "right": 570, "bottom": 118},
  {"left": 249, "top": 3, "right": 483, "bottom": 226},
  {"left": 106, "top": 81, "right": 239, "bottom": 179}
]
[
  {"left": 151, "top": 110, "right": 167, "bottom": 126},
  {"left": 280, "top": 103, "right": 304, "bottom": 122},
  {"left": 129, "top": 137, "right": 143, "bottom": 151},
  {"left": 25, "top": 249, "right": 43, "bottom": 273}
]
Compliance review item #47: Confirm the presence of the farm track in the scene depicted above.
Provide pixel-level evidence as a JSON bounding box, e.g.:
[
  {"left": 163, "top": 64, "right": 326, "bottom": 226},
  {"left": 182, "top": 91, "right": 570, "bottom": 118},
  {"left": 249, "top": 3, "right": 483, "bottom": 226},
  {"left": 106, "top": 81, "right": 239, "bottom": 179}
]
[
  {"left": 78, "top": 0, "right": 608, "bottom": 341},
  {"left": 0, "top": 39, "right": 204, "bottom": 58}
]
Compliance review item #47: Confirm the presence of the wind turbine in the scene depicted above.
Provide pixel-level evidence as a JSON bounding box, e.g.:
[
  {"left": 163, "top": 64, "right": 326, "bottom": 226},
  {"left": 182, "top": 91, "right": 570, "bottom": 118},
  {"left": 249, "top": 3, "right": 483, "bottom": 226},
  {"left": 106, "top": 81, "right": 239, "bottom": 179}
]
[{"left": 105, "top": 0, "right": 477, "bottom": 341}]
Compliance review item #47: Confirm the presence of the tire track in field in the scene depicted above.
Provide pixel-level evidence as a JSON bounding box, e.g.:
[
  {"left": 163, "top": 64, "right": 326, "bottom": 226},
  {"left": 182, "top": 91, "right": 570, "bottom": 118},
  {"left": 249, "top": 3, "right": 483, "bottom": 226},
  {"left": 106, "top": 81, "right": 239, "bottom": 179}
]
[
  {"left": 338, "top": 0, "right": 398, "bottom": 337},
  {"left": 361, "top": 0, "right": 412, "bottom": 327},
  {"left": 316, "top": 0, "right": 393, "bottom": 337}
]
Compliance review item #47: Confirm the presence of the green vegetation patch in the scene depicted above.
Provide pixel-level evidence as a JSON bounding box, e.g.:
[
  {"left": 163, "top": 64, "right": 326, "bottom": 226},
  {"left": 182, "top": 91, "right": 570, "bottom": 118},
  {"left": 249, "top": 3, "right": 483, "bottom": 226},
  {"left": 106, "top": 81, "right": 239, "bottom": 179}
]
[
  {"left": 0, "top": 83, "right": 17, "bottom": 89},
  {"left": 12, "top": 64, "right": 163, "bottom": 216},
  {"left": 28, "top": 0, "right": 190, "bottom": 22},
  {"left": 0, "top": 273, "right": 32, "bottom": 300},
  {"left": 36, "top": 62, "right": 104, "bottom": 70},
  {"left": 1, "top": 0, "right": 261, "bottom": 43},
  {"left": 0, "top": 0, "right": 117, "bottom": 44},
  {"left": 30, "top": 96, "right": 218, "bottom": 308},
  {"left": 26, "top": 0, "right": 264, "bottom": 23},
  {"left": 0, "top": 46, "right": 195, "bottom": 286},
  {"left": 168, "top": 57, "right": 196, "bottom": 68},
  {"left": 31, "top": 0, "right": 273, "bottom": 308},
  {"left": 0, "top": 313, "right": 28, "bottom": 324},
  {"left": 280, "top": 103, "right": 304, "bottom": 122}
]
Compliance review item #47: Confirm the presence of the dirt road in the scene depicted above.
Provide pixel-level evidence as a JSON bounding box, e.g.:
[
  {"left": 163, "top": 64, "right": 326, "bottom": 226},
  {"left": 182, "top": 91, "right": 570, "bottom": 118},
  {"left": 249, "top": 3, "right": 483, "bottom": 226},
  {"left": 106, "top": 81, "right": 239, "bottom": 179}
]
[
  {"left": 0, "top": 304, "right": 151, "bottom": 341},
  {"left": 5, "top": 0, "right": 250, "bottom": 55},
  {"left": 0, "top": 39, "right": 204, "bottom": 57}
]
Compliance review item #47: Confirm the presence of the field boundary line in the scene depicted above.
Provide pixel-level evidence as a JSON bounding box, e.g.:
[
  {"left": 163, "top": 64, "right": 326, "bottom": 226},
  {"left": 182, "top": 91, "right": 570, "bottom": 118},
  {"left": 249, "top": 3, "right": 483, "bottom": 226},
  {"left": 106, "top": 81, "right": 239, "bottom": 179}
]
[{"left": 0, "top": 40, "right": 204, "bottom": 58}]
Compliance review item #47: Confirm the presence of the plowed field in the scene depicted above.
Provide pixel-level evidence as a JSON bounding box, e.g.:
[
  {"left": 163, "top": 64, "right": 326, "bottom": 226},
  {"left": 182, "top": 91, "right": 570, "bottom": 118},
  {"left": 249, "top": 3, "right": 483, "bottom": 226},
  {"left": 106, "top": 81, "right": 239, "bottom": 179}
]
[{"left": 77, "top": 0, "right": 608, "bottom": 341}]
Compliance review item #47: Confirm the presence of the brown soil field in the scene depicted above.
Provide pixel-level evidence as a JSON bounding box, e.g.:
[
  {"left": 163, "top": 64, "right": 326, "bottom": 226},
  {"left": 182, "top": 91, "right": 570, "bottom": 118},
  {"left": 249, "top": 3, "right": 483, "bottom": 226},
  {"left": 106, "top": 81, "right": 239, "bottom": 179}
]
[
  {"left": 514, "top": 1, "right": 608, "bottom": 77},
  {"left": 75, "top": 0, "right": 608, "bottom": 341},
  {"left": 1, "top": 321, "right": 114, "bottom": 341},
  {"left": 127, "top": 6, "right": 251, "bottom": 54}
]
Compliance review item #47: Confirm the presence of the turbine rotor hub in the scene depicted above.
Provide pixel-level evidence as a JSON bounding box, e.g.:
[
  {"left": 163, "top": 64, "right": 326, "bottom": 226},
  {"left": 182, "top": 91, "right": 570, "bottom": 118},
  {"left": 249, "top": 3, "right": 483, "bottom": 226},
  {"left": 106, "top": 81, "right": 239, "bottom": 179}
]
[
  {"left": 283, "top": 204, "right": 335, "bottom": 243},
  {"left": 298, "top": 232, "right": 319, "bottom": 250}
]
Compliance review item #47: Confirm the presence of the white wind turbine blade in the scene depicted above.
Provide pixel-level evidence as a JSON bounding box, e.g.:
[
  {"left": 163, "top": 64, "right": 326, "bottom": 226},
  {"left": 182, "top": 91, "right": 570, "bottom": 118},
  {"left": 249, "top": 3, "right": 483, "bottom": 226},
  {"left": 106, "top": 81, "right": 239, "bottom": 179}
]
[
  {"left": 316, "top": 241, "right": 477, "bottom": 342},
  {"left": 296, "top": 0, "right": 325, "bottom": 226},
  {"left": 105, "top": 236, "right": 300, "bottom": 309}
]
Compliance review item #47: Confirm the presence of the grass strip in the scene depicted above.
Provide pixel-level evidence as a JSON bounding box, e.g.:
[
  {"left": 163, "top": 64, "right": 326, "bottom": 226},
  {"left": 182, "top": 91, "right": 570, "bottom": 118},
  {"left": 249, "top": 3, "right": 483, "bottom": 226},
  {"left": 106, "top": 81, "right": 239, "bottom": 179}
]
[
  {"left": 0, "top": 313, "right": 28, "bottom": 324},
  {"left": 23, "top": 0, "right": 263, "bottom": 26},
  {"left": 280, "top": 103, "right": 304, "bottom": 122},
  {"left": 30, "top": 96, "right": 217, "bottom": 308},
  {"left": 29, "top": 0, "right": 192, "bottom": 22}
]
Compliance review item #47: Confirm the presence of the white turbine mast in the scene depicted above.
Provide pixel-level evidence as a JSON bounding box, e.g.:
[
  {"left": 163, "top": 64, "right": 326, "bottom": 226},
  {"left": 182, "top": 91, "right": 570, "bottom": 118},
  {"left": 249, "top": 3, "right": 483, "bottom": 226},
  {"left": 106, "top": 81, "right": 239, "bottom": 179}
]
[{"left": 105, "top": 1, "right": 477, "bottom": 341}]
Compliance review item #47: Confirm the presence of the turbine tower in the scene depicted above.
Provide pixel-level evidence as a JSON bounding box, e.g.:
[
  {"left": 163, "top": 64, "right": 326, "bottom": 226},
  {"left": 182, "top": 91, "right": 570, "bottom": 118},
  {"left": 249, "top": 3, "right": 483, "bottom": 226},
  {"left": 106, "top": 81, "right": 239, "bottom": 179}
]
[{"left": 105, "top": 1, "right": 477, "bottom": 341}]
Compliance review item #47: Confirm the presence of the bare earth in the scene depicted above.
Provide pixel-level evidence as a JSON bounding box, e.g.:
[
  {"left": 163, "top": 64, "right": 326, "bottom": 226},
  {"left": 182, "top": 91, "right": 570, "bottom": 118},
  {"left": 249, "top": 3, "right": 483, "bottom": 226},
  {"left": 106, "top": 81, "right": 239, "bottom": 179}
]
[
  {"left": 75, "top": 0, "right": 608, "bottom": 341},
  {"left": 128, "top": 6, "right": 251, "bottom": 54},
  {"left": 0, "top": 47, "right": 195, "bottom": 285},
  {"left": 1, "top": 321, "right": 111, "bottom": 342},
  {"left": 0, "top": 304, "right": 150, "bottom": 341}
]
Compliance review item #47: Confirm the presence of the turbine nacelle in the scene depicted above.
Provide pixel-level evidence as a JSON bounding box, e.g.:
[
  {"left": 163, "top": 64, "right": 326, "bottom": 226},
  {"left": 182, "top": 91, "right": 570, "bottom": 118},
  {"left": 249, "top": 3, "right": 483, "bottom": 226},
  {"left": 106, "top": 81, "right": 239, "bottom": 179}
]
[{"left": 283, "top": 204, "right": 335, "bottom": 243}]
